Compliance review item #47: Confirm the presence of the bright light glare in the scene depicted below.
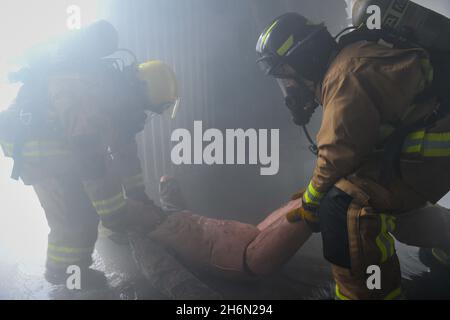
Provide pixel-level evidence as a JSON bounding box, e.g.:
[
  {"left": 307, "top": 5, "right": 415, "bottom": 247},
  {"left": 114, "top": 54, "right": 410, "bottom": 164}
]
[
  {"left": 0, "top": 0, "right": 100, "bottom": 286},
  {"left": 0, "top": 0, "right": 100, "bottom": 109}
]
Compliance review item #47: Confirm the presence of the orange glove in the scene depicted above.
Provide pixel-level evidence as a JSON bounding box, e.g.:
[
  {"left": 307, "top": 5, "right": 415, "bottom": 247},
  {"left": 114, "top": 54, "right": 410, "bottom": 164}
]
[
  {"left": 286, "top": 188, "right": 320, "bottom": 232},
  {"left": 287, "top": 206, "right": 321, "bottom": 233}
]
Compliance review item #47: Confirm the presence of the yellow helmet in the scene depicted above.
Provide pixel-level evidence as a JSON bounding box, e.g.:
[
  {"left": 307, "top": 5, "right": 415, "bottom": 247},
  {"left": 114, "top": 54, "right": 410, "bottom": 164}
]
[{"left": 137, "top": 60, "right": 179, "bottom": 117}]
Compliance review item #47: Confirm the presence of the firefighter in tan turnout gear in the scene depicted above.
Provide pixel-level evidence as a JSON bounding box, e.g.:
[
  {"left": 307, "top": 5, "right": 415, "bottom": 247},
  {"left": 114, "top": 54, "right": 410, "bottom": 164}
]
[
  {"left": 254, "top": 4, "right": 450, "bottom": 299},
  {"left": 0, "top": 21, "right": 179, "bottom": 287}
]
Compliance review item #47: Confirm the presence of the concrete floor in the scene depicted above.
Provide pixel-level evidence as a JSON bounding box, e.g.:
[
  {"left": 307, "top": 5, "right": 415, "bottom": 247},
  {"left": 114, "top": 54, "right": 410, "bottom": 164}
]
[{"left": 1, "top": 228, "right": 449, "bottom": 300}]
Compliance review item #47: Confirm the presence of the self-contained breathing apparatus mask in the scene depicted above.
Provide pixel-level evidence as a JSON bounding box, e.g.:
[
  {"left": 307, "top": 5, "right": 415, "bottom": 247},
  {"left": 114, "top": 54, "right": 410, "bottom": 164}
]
[
  {"left": 275, "top": 77, "right": 320, "bottom": 154},
  {"left": 256, "top": 15, "right": 336, "bottom": 155}
]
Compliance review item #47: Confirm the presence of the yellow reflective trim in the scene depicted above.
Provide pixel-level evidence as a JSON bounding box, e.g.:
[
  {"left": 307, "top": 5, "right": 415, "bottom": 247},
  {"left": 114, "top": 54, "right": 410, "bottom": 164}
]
[
  {"left": 303, "top": 191, "right": 320, "bottom": 206},
  {"left": 424, "top": 132, "right": 450, "bottom": 142},
  {"left": 376, "top": 236, "right": 388, "bottom": 263},
  {"left": 387, "top": 216, "right": 396, "bottom": 233},
  {"left": 48, "top": 243, "right": 93, "bottom": 254},
  {"left": 423, "top": 148, "right": 450, "bottom": 157},
  {"left": 382, "top": 215, "right": 395, "bottom": 258},
  {"left": 384, "top": 287, "right": 402, "bottom": 300},
  {"left": 47, "top": 254, "right": 81, "bottom": 263},
  {"left": 1, "top": 140, "right": 63, "bottom": 148},
  {"left": 277, "top": 35, "right": 294, "bottom": 56},
  {"left": 376, "top": 215, "right": 395, "bottom": 264},
  {"left": 337, "top": 285, "right": 401, "bottom": 300},
  {"left": 92, "top": 193, "right": 124, "bottom": 209},
  {"left": 261, "top": 20, "right": 279, "bottom": 49},
  {"left": 22, "top": 150, "right": 70, "bottom": 157},
  {"left": 0, "top": 140, "right": 69, "bottom": 157},
  {"left": 404, "top": 145, "right": 421, "bottom": 154},
  {"left": 97, "top": 200, "right": 126, "bottom": 216},
  {"left": 335, "top": 284, "right": 350, "bottom": 300},
  {"left": 420, "top": 58, "right": 434, "bottom": 86},
  {"left": 308, "top": 181, "right": 324, "bottom": 199},
  {"left": 408, "top": 130, "right": 425, "bottom": 140}
]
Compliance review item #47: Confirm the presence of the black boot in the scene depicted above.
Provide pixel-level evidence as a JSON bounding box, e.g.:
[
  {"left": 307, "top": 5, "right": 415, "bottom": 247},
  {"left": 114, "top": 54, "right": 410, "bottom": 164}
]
[{"left": 403, "top": 248, "right": 450, "bottom": 299}]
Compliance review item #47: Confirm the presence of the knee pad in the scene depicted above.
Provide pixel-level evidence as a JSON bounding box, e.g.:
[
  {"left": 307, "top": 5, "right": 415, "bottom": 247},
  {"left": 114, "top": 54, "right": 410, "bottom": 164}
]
[{"left": 319, "top": 187, "right": 353, "bottom": 269}]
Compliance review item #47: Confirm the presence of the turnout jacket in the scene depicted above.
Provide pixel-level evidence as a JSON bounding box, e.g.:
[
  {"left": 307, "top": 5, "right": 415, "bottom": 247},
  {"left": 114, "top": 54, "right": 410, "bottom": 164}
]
[{"left": 302, "top": 40, "right": 449, "bottom": 210}]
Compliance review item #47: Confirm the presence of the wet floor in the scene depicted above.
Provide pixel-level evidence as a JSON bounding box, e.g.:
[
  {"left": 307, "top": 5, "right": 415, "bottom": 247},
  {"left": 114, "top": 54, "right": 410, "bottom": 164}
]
[
  {"left": 1, "top": 159, "right": 450, "bottom": 300},
  {"left": 1, "top": 231, "right": 450, "bottom": 300}
]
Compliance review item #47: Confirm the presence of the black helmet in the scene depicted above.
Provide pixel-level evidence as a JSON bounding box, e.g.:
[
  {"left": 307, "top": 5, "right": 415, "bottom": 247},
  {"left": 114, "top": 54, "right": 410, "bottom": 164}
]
[{"left": 256, "top": 12, "right": 337, "bottom": 84}]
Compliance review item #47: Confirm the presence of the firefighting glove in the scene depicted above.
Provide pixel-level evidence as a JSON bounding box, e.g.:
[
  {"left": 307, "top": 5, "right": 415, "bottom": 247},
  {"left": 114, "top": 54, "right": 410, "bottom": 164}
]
[{"left": 286, "top": 188, "right": 321, "bottom": 233}]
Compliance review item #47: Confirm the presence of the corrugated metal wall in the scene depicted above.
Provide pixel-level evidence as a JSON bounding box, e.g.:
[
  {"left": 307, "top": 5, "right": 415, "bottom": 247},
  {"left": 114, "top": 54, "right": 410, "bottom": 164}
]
[{"left": 101, "top": 0, "right": 347, "bottom": 221}]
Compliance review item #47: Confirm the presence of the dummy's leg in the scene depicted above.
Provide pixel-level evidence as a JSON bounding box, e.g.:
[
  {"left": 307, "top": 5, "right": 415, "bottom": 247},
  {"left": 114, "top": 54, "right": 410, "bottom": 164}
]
[{"left": 148, "top": 198, "right": 312, "bottom": 279}]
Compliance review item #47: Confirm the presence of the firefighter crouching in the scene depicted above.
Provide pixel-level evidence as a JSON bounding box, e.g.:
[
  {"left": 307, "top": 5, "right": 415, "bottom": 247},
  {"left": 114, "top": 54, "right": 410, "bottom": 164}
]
[{"left": 255, "top": 6, "right": 450, "bottom": 300}]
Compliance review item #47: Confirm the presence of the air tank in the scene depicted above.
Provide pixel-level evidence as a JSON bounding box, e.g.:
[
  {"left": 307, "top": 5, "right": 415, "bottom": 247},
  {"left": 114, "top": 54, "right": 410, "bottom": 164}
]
[{"left": 352, "top": 0, "right": 450, "bottom": 51}]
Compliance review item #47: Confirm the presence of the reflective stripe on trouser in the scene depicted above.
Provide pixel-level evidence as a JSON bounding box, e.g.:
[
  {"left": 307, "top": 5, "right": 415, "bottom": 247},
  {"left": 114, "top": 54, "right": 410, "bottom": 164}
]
[
  {"left": 329, "top": 180, "right": 403, "bottom": 300},
  {"left": 83, "top": 175, "right": 128, "bottom": 230},
  {"left": 335, "top": 283, "right": 402, "bottom": 300},
  {"left": 47, "top": 243, "right": 95, "bottom": 270},
  {"left": 32, "top": 177, "right": 99, "bottom": 273}
]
